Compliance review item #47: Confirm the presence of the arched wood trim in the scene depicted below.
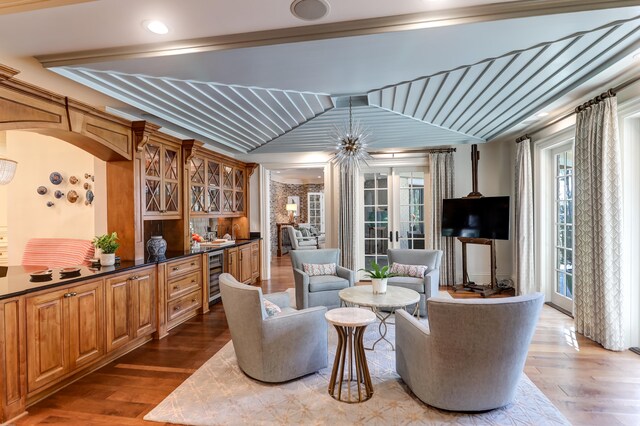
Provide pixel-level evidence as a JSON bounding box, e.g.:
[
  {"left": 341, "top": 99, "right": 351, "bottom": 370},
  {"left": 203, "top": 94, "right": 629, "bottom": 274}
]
[{"left": 0, "top": 66, "right": 133, "bottom": 161}]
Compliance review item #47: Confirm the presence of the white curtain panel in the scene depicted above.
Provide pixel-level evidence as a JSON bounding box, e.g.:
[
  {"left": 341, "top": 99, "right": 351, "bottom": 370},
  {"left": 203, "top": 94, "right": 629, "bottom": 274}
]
[
  {"left": 574, "top": 96, "right": 624, "bottom": 351},
  {"left": 515, "top": 138, "right": 536, "bottom": 295},
  {"left": 338, "top": 167, "right": 356, "bottom": 270},
  {"left": 429, "top": 152, "right": 456, "bottom": 286}
]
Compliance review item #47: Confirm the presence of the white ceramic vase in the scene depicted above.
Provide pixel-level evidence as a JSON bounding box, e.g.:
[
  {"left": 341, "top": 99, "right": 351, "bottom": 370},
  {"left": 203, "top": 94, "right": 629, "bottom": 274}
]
[
  {"left": 100, "top": 252, "right": 115, "bottom": 266},
  {"left": 372, "top": 278, "right": 388, "bottom": 294}
]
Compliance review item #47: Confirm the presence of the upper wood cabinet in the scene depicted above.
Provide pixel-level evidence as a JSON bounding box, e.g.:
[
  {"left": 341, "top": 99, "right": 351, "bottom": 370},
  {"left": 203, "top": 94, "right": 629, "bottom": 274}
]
[
  {"left": 142, "top": 137, "right": 182, "bottom": 219},
  {"left": 189, "top": 156, "right": 222, "bottom": 216},
  {"left": 185, "top": 143, "right": 252, "bottom": 217}
]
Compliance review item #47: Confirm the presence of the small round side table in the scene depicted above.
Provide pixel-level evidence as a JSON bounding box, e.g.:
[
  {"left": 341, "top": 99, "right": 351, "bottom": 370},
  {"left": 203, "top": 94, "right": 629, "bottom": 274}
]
[{"left": 325, "top": 307, "right": 376, "bottom": 403}]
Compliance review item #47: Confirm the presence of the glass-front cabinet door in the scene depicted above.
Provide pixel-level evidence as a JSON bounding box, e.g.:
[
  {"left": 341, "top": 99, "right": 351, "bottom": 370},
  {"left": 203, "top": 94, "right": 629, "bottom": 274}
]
[
  {"left": 190, "top": 157, "right": 206, "bottom": 214},
  {"left": 144, "top": 142, "right": 181, "bottom": 218},
  {"left": 222, "top": 165, "right": 234, "bottom": 214},
  {"left": 207, "top": 160, "right": 221, "bottom": 214},
  {"left": 234, "top": 168, "right": 245, "bottom": 213},
  {"left": 360, "top": 168, "right": 427, "bottom": 272},
  {"left": 163, "top": 146, "right": 180, "bottom": 215}
]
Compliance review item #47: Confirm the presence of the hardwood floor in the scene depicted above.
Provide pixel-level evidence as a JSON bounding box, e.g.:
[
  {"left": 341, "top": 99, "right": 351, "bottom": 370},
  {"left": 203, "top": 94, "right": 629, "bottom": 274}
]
[{"left": 16, "top": 254, "right": 640, "bottom": 425}]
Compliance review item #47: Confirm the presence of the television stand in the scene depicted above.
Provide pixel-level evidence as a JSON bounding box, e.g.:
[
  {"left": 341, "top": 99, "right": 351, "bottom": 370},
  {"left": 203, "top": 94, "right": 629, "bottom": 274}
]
[{"left": 452, "top": 237, "right": 503, "bottom": 298}]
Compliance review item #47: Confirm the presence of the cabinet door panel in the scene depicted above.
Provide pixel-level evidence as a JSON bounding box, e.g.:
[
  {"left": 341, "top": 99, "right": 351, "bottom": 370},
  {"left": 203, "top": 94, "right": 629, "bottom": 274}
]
[
  {"left": 26, "top": 289, "right": 68, "bottom": 392},
  {"left": 163, "top": 146, "right": 180, "bottom": 215},
  {"left": 226, "top": 248, "right": 239, "bottom": 280},
  {"left": 133, "top": 273, "right": 155, "bottom": 337},
  {"left": 69, "top": 280, "right": 104, "bottom": 369},
  {"left": 106, "top": 277, "right": 131, "bottom": 352},
  {"left": 239, "top": 246, "right": 252, "bottom": 283},
  {"left": 251, "top": 242, "right": 260, "bottom": 280}
]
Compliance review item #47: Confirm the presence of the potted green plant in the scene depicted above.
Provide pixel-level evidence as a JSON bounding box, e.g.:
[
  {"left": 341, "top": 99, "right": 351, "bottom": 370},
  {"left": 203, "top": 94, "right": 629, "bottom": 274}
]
[
  {"left": 93, "top": 232, "right": 120, "bottom": 266},
  {"left": 359, "top": 262, "right": 394, "bottom": 294}
]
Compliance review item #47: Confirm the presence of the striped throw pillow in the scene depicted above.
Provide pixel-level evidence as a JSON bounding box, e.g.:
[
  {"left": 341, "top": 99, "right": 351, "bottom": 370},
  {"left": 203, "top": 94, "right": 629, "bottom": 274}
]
[
  {"left": 389, "top": 262, "right": 429, "bottom": 278},
  {"left": 302, "top": 263, "right": 337, "bottom": 276}
]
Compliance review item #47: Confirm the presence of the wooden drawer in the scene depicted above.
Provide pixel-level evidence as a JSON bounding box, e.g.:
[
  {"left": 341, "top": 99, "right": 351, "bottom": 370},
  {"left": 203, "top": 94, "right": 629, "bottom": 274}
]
[
  {"left": 166, "top": 256, "right": 201, "bottom": 279},
  {"left": 0, "top": 229, "right": 7, "bottom": 244},
  {"left": 0, "top": 247, "right": 7, "bottom": 264},
  {"left": 167, "top": 290, "right": 202, "bottom": 322},
  {"left": 167, "top": 271, "right": 200, "bottom": 300}
]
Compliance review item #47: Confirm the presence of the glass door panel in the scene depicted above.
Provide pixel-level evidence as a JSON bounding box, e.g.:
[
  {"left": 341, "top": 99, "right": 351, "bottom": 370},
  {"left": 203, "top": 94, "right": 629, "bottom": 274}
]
[
  {"left": 398, "top": 171, "right": 425, "bottom": 249},
  {"left": 163, "top": 147, "right": 180, "bottom": 214},
  {"left": 363, "top": 172, "right": 390, "bottom": 269},
  {"left": 551, "top": 147, "right": 574, "bottom": 311}
]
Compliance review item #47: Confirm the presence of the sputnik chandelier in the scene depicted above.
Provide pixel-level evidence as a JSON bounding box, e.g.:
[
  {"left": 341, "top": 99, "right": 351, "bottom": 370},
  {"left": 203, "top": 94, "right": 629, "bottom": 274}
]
[{"left": 329, "top": 96, "right": 372, "bottom": 172}]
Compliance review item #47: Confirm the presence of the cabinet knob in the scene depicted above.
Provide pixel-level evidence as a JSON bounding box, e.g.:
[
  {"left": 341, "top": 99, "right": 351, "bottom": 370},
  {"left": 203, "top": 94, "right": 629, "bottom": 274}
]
[
  {"left": 174, "top": 305, "right": 181, "bottom": 311},
  {"left": 173, "top": 285, "right": 179, "bottom": 290},
  {"left": 191, "top": 298, "right": 196, "bottom": 303},
  {"left": 64, "top": 293, "right": 72, "bottom": 298},
  {"left": 172, "top": 267, "right": 179, "bottom": 271},
  {"left": 71, "top": 292, "right": 77, "bottom": 297},
  {"left": 191, "top": 279, "right": 196, "bottom": 283},
  {"left": 190, "top": 262, "right": 196, "bottom": 266}
]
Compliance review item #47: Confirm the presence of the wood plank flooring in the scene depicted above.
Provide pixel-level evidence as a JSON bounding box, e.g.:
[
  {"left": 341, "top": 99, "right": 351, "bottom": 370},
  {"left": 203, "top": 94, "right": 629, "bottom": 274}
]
[{"left": 16, "top": 255, "right": 640, "bottom": 425}]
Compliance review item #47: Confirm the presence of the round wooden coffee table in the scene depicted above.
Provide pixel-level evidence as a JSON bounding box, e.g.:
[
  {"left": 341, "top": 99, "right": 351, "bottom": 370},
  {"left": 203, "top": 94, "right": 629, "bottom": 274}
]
[
  {"left": 339, "top": 285, "right": 420, "bottom": 350},
  {"left": 325, "top": 307, "right": 376, "bottom": 403}
]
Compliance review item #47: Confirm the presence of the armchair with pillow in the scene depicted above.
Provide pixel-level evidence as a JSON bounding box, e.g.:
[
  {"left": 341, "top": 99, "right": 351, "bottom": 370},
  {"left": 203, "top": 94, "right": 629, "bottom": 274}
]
[
  {"left": 296, "top": 223, "right": 325, "bottom": 247},
  {"left": 290, "top": 249, "right": 355, "bottom": 309},
  {"left": 387, "top": 249, "right": 443, "bottom": 317},
  {"left": 286, "top": 226, "right": 318, "bottom": 250},
  {"left": 219, "top": 273, "right": 328, "bottom": 383}
]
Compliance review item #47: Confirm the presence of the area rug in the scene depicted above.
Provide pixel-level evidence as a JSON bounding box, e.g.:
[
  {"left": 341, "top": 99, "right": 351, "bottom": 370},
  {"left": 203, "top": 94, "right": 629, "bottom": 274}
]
[{"left": 144, "top": 313, "right": 570, "bottom": 426}]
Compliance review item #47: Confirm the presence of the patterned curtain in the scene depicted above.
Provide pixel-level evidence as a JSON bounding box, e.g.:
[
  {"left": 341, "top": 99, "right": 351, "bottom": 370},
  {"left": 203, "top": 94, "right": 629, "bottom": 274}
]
[
  {"left": 574, "top": 96, "right": 624, "bottom": 351},
  {"left": 338, "top": 167, "right": 356, "bottom": 270},
  {"left": 515, "top": 138, "right": 536, "bottom": 295},
  {"left": 429, "top": 152, "right": 455, "bottom": 286}
]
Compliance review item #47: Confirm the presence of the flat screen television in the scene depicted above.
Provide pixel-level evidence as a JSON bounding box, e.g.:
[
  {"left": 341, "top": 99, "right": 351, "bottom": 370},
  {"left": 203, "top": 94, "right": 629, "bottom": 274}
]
[{"left": 441, "top": 196, "right": 510, "bottom": 240}]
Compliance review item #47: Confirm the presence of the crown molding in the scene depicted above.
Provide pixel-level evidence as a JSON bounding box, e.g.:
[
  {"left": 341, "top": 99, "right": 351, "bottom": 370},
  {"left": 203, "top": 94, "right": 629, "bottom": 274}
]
[
  {"left": 37, "top": 0, "right": 640, "bottom": 67},
  {"left": 0, "top": 0, "right": 93, "bottom": 15}
]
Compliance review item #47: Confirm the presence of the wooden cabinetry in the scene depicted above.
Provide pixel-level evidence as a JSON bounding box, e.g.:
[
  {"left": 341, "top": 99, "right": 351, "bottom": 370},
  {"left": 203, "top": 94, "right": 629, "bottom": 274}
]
[
  {"left": 162, "top": 256, "right": 203, "bottom": 332},
  {"left": 225, "top": 241, "right": 260, "bottom": 284},
  {"left": 0, "top": 297, "right": 25, "bottom": 423},
  {"left": 105, "top": 268, "right": 156, "bottom": 353},
  {"left": 186, "top": 143, "right": 250, "bottom": 218},
  {"left": 26, "top": 280, "right": 104, "bottom": 393},
  {"left": 142, "top": 137, "right": 182, "bottom": 219}
]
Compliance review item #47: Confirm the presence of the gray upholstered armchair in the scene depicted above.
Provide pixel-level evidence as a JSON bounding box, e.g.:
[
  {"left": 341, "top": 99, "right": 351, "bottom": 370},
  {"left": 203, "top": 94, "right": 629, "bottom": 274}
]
[
  {"left": 290, "top": 249, "right": 355, "bottom": 309},
  {"left": 387, "top": 249, "right": 443, "bottom": 317},
  {"left": 396, "top": 293, "right": 544, "bottom": 411},
  {"left": 219, "top": 273, "right": 328, "bottom": 383},
  {"left": 286, "top": 225, "right": 318, "bottom": 250}
]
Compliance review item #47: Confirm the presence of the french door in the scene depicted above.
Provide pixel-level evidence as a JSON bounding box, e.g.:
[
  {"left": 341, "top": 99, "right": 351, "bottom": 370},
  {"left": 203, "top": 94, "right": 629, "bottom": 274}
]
[
  {"left": 361, "top": 168, "right": 426, "bottom": 271},
  {"left": 549, "top": 145, "right": 574, "bottom": 312}
]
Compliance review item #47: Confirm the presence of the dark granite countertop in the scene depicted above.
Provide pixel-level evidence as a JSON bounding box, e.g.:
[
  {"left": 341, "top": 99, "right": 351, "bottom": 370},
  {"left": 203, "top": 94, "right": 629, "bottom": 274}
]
[{"left": 0, "top": 237, "right": 262, "bottom": 301}]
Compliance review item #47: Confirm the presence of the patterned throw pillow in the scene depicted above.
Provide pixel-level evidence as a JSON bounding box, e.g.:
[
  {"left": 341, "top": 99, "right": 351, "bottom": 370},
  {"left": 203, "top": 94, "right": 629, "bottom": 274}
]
[
  {"left": 389, "top": 262, "right": 429, "bottom": 278},
  {"left": 308, "top": 226, "right": 319, "bottom": 236},
  {"left": 263, "top": 299, "right": 282, "bottom": 317},
  {"left": 302, "top": 262, "right": 337, "bottom": 276},
  {"left": 299, "top": 228, "right": 310, "bottom": 237}
]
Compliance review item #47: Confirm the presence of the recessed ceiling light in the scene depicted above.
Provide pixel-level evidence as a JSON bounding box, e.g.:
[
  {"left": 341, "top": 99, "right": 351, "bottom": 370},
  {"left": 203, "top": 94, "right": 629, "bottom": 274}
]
[
  {"left": 633, "top": 52, "right": 640, "bottom": 61},
  {"left": 537, "top": 112, "right": 549, "bottom": 118},
  {"left": 276, "top": 171, "right": 281, "bottom": 174},
  {"left": 143, "top": 20, "right": 169, "bottom": 35},
  {"left": 290, "top": 0, "right": 329, "bottom": 21},
  {"left": 317, "top": 176, "right": 322, "bottom": 178}
]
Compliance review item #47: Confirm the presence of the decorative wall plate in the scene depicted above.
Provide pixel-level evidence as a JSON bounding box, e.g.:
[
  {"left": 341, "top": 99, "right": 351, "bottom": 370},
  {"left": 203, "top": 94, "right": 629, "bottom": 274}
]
[
  {"left": 54, "top": 190, "right": 65, "bottom": 199},
  {"left": 83, "top": 182, "right": 91, "bottom": 190},
  {"left": 49, "top": 172, "right": 63, "bottom": 185},
  {"left": 85, "top": 189, "right": 94, "bottom": 205},
  {"left": 69, "top": 176, "right": 79, "bottom": 184},
  {"left": 46, "top": 201, "right": 54, "bottom": 207},
  {"left": 84, "top": 173, "right": 94, "bottom": 182},
  {"left": 37, "top": 186, "right": 47, "bottom": 195},
  {"left": 67, "top": 190, "right": 79, "bottom": 203}
]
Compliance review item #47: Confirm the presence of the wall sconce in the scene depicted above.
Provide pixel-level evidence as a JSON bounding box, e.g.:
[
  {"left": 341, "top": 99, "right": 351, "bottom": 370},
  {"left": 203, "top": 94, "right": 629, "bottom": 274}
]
[
  {"left": 286, "top": 203, "right": 297, "bottom": 223},
  {"left": 0, "top": 158, "right": 17, "bottom": 185}
]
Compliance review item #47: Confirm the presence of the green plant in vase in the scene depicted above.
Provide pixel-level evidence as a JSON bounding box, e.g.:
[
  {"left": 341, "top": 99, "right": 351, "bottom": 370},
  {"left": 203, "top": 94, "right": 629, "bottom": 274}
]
[
  {"left": 359, "top": 262, "right": 394, "bottom": 294},
  {"left": 93, "top": 232, "right": 120, "bottom": 266}
]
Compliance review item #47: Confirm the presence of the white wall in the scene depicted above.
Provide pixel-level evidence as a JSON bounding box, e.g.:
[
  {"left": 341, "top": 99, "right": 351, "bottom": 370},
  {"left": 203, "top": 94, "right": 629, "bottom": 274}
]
[
  {"left": 452, "top": 141, "right": 515, "bottom": 285},
  {"left": 249, "top": 170, "right": 260, "bottom": 232},
  {"left": 5, "top": 131, "right": 106, "bottom": 264}
]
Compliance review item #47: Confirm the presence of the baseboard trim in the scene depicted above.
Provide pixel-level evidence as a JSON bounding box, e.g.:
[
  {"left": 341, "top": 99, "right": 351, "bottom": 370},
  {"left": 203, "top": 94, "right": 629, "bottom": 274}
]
[
  {"left": 545, "top": 301, "right": 573, "bottom": 318},
  {"left": 630, "top": 347, "right": 640, "bottom": 356}
]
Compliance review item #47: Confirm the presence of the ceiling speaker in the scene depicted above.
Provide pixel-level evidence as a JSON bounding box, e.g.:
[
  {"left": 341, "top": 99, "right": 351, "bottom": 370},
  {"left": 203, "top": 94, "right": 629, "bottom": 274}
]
[{"left": 290, "top": 0, "right": 329, "bottom": 21}]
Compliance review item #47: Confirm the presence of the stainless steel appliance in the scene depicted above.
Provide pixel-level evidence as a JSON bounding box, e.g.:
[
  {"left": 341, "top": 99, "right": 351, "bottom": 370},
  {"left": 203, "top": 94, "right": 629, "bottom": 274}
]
[{"left": 208, "top": 250, "right": 224, "bottom": 303}]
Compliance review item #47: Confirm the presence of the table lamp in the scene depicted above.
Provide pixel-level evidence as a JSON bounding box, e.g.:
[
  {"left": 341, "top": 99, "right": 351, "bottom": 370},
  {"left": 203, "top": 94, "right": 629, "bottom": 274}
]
[{"left": 286, "top": 203, "right": 297, "bottom": 223}]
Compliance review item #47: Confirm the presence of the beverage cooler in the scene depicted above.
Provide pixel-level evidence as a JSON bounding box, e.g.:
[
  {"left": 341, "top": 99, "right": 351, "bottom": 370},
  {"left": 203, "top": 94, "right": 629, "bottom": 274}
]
[{"left": 208, "top": 250, "right": 224, "bottom": 303}]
